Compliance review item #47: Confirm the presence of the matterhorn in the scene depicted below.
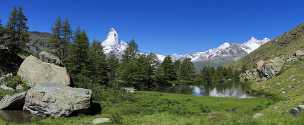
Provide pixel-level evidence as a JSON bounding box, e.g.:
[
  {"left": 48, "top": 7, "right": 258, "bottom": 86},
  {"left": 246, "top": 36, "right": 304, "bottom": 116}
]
[{"left": 101, "top": 28, "right": 128, "bottom": 56}]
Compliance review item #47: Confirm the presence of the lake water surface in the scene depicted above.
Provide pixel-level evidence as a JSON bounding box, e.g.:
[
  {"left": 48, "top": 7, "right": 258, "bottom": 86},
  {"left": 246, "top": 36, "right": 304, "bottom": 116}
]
[{"left": 162, "top": 84, "right": 251, "bottom": 98}]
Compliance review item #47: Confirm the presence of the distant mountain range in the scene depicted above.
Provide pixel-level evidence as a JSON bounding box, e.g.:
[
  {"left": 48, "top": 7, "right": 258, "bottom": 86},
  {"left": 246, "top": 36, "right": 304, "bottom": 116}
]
[
  {"left": 100, "top": 28, "right": 270, "bottom": 68},
  {"left": 27, "top": 28, "right": 270, "bottom": 68}
]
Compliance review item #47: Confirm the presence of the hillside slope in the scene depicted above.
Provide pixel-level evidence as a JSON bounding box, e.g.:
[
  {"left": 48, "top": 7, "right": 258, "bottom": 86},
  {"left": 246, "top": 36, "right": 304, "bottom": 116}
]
[
  {"left": 233, "top": 24, "right": 304, "bottom": 69},
  {"left": 231, "top": 23, "right": 304, "bottom": 122}
]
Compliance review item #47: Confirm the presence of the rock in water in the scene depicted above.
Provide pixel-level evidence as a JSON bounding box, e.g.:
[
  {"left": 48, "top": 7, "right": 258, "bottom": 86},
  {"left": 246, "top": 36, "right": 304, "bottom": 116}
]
[
  {"left": 38, "top": 51, "right": 62, "bottom": 65},
  {"left": 23, "top": 84, "right": 92, "bottom": 117},
  {"left": 17, "top": 56, "right": 70, "bottom": 87},
  {"left": 0, "top": 92, "right": 26, "bottom": 110}
]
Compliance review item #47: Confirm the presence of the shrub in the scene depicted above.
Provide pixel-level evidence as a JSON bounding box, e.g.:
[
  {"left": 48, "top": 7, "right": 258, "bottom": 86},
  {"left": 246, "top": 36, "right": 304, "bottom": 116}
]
[{"left": 4, "top": 75, "right": 24, "bottom": 89}]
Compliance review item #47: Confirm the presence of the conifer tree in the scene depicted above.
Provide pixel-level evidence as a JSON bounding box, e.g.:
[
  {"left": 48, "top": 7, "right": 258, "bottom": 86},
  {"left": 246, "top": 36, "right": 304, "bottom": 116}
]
[
  {"left": 6, "top": 7, "right": 29, "bottom": 53},
  {"left": 179, "top": 58, "right": 195, "bottom": 82},
  {"left": 66, "top": 28, "right": 89, "bottom": 86},
  {"left": 88, "top": 41, "right": 109, "bottom": 86},
  {"left": 155, "top": 56, "right": 176, "bottom": 86},
  {"left": 121, "top": 39, "right": 138, "bottom": 63},
  {"left": 174, "top": 59, "right": 182, "bottom": 80},
  {"left": 0, "top": 20, "right": 5, "bottom": 45},
  {"left": 107, "top": 51, "right": 119, "bottom": 88},
  {"left": 49, "top": 17, "right": 62, "bottom": 53},
  {"left": 117, "top": 40, "right": 141, "bottom": 87},
  {"left": 61, "top": 19, "right": 72, "bottom": 62},
  {"left": 49, "top": 18, "right": 71, "bottom": 62}
]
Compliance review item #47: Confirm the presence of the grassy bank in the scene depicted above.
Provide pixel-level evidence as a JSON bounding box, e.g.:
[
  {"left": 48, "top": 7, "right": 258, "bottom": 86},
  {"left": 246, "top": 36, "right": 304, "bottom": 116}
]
[{"left": 0, "top": 90, "right": 274, "bottom": 125}]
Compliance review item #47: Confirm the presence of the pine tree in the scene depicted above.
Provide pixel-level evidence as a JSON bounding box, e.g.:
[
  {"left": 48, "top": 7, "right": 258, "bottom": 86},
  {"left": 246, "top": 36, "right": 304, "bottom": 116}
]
[
  {"left": 49, "top": 17, "right": 61, "bottom": 54},
  {"left": 121, "top": 39, "right": 138, "bottom": 63},
  {"left": 88, "top": 41, "right": 109, "bottom": 86},
  {"left": 61, "top": 19, "right": 72, "bottom": 62},
  {"left": 155, "top": 56, "right": 176, "bottom": 86},
  {"left": 132, "top": 53, "right": 158, "bottom": 89},
  {"left": 116, "top": 40, "right": 140, "bottom": 87},
  {"left": 66, "top": 28, "right": 89, "bottom": 87},
  {"left": 6, "top": 7, "right": 29, "bottom": 53},
  {"left": 0, "top": 20, "right": 5, "bottom": 46},
  {"left": 179, "top": 58, "right": 195, "bottom": 82},
  {"left": 174, "top": 59, "right": 182, "bottom": 80},
  {"left": 107, "top": 51, "right": 119, "bottom": 88},
  {"left": 49, "top": 18, "right": 71, "bottom": 62}
]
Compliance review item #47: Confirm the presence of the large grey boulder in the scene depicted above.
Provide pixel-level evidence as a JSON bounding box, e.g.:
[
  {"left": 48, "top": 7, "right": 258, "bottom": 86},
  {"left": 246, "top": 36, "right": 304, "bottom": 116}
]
[
  {"left": 17, "top": 56, "right": 70, "bottom": 87},
  {"left": 0, "top": 92, "right": 26, "bottom": 110},
  {"left": 23, "top": 84, "right": 92, "bottom": 117},
  {"left": 38, "top": 51, "right": 62, "bottom": 65},
  {"left": 258, "top": 57, "right": 285, "bottom": 79}
]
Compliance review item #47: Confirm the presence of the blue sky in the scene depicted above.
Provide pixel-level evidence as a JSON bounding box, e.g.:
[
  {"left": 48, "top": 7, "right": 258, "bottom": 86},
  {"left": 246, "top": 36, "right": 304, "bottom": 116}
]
[{"left": 1, "top": 0, "right": 304, "bottom": 55}]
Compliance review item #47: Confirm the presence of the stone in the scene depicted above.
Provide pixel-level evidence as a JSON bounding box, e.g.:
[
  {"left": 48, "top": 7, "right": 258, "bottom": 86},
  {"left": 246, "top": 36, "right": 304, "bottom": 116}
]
[
  {"left": 92, "top": 117, "right": 111, "bottom": 125},
  {"left": 253, "top": 113, "right": 263, "bottom": 119},
  {"left": 23, "top": 84, "right": 92, "bottom": 117},
  {"left": 122, "top": 87, "right": 136, "bottom": 93},
  {"left": 259, "top": 57, "right": 285, "bottom": 79},
  {"left": 240, "top": 69, "right": 260, "bottom": 82},
  {"left": 0, "top": 92, "right": 26, "bottom": 110},
  {"left": 256, "top": 60, "right": 265, "bottom": 71},
  {"left": 297, "top": 105, "right": 304, "bottom": 110},
  {"left": 286, "top": 55, "right": 298, "bottom": 62},
  {"left": 295, "top": 50, "right": 304, "bottom": 58},
  {"left": 17, "top": 56, "right": 70, "bottom": 87},
  {"left": 290, "top": 107, "right": 300, "bottom": 116},
  {"left": 38, "top": 51, "right": 62, "bottom": 65}
]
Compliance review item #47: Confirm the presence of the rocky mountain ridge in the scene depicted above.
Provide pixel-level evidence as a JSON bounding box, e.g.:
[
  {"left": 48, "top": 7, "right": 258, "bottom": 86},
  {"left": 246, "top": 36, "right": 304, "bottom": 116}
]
[{"left": 100, "top": 28, "right": 270, "bottom": 65}]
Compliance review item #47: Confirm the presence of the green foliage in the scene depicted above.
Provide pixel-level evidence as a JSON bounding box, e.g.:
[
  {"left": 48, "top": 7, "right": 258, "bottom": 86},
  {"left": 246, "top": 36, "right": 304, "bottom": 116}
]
[
  {"left": 117, "top": 40, "right": 159, "bottom": 89},
  {"left": 0, "top": 20, "right": 5, "bottom": 45},
  {"left": 5, "top": 6, "right": 29, "bottom": 53},
  {"left": 155, "top": 56, "right": 176, "bottom": 86},
  {"left": 48, "top": 18, "right": 72, "bottom": 63},
  {"left": 87, "top": 41, "right": 109, "bottom": 86},
  {"left": 196, "top": 66, "right": 243, "bottom": 88},
  {"left": 178, "top": 58, "right": 195, "bottom": 81},
  {"left": 121, "top": 39, "right": 138, "bottom": 63},
  {"left": 107, "top": 52, "right": 120, "bottom": 88},
  {"left": 1, "top": 75, "right": 28, "bottom": 90}
]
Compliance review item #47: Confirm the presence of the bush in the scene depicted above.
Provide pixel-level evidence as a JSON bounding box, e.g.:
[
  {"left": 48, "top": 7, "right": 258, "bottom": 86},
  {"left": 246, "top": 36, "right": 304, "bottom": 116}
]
[{"left": 3, "top": 75, "right": 27, "bottom": 90}]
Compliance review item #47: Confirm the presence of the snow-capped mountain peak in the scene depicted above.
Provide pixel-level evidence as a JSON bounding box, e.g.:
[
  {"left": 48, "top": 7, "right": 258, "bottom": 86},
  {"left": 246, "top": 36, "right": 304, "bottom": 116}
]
[
  {"left": 217, "top": 42, "right": 231, "bottom": 50},
  {"left": 99, "top": 28, "right": 270, "bottom": 64},
  {"left": 101, "top": 28, "right": 128, "bottom": 55},
  {"left": 102, "top": 28, "right": 119, "bottom": 47},
  {"left": 241, "top": 37, "right": 270, "bottom": 53},
  {"left": 167, "top": 37, "right": 270, "bottom": 63}
]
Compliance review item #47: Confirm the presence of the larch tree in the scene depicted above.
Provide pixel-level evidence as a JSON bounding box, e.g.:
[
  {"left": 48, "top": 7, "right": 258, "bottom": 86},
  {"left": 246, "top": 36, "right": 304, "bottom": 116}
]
[{"left": 6, "top": 7, "right": 29, "bottom": 53}]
